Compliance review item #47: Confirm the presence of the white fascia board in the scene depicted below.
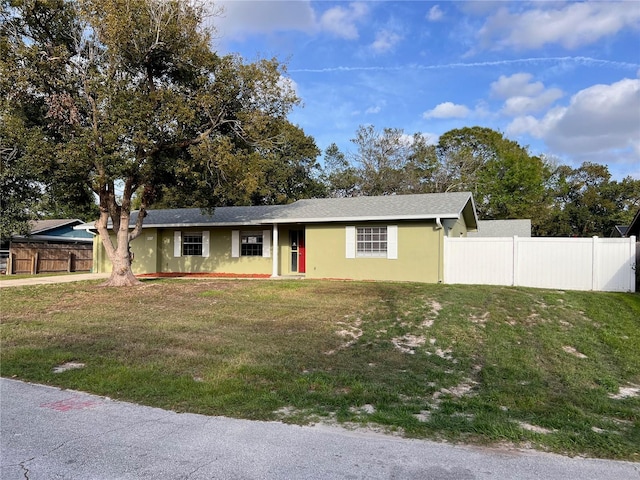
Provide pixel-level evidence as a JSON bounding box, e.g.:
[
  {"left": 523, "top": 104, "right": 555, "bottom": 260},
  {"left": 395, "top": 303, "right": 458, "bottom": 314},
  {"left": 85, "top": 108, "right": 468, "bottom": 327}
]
[
  {"left": 138, "top": 221, "right": 273, "bottom": 229},
  {"left": 79, "top": 215, "right": 461, "bottom": 230},
  {"left": 269, "top": 214, "right": 461, "bottom": 224}
]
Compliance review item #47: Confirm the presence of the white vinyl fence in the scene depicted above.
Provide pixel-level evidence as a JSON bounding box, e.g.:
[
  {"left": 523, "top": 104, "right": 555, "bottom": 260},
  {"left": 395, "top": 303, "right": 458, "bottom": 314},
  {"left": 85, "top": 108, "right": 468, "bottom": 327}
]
[{"left": 444, "top": 236, "right": 636, "bottom": 292}]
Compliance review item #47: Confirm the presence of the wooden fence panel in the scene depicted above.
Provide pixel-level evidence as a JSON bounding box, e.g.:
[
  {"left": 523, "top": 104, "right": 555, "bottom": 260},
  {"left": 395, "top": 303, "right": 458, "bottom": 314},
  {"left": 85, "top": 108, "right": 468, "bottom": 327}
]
[{"left": 9, "top": 242, "right": 93, "bottom": 274}]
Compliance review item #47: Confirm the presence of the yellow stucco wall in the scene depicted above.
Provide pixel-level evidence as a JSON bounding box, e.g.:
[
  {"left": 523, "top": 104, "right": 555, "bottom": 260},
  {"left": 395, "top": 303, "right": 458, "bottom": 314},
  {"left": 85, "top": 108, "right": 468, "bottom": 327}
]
[
  {"left": 94, "top": 228, "right": 273, "bottom": 275},
  {"left": 447, "top": 217, "right": 468, "bottom": 237},
  {"left": 304, "top": 221, "right": 444, "bottom": 283},
  {"left": 93, "top": 219, "right": 453, "bottom": 282}
]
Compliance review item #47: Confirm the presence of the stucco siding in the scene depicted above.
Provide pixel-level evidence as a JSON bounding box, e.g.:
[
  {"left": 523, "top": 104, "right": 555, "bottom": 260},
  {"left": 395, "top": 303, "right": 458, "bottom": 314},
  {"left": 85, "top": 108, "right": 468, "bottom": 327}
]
[
  {"left": 93, "top": 221, "right": 448, "bottom": 282},
  {"left": 304, "top": 222, "right": 442, "bottom": 283},
  {"left": 130, "top": 230, "right": 159, "bottom": 274},
  {"left": 157, "top": 229, "right": 272, "bottom": 275},
  {"left": 449, "top": 217, "right": 468, "bottom": 237}
]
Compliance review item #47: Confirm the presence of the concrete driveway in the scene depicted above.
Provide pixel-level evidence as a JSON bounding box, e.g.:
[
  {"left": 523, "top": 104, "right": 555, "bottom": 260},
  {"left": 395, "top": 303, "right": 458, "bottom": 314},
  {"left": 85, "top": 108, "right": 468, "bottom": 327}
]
[
  {"left": 1, "top": 378, "right": 638, "bottom": 480},
  {"left": 0, "top": 273, "right": 109, "bottom": 288}
]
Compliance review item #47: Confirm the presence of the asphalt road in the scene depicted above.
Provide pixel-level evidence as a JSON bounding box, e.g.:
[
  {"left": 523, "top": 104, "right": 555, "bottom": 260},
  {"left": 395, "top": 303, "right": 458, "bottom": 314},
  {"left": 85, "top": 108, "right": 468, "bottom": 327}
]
[{"left": 1, "top": 378, "right": 638, "bottom": 480}]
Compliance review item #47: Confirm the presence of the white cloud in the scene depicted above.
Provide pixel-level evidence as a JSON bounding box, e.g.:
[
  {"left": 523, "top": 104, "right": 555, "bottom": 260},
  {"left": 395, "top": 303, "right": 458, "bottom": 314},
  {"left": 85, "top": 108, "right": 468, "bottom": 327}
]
[
  {"left": 215, "top": 1, "right": 316, "bottom": 39},
  {"left": 427, "top": 5, "right": 443, "bottom": 22},
  {"left": 491, "top": 73, "right": 563, "bottom": 116},
  {"left": 319, "top": 2, "right": 368, "bottom": 40},
  {"left": 423, "top": 102, "right": 470, "bottom": 119},
  {"left": 400, "top": 132, "right": 439, "bottom": 146},
  {"left": 502, "top": 90, "right": 564, "bottom": 116},
  {"left": 214, "top": 1, "right": 369, "bottom": 41},
  {"left": 278, "top": 75, "right": 299, "bottom": 96},
  {"left": 507, "top": 78, "right": 640, "bottom": 162},
  {"left": 365, "top": 105, "right": 381, "bottom": 114},
  {"left": 371, "top": 30, "right": 402, "bottom": 53},
  {"left": 491, "top": 73, "right": 543, "bottom": 99},
  {"left": 478, "top": 2, "right": 640, "bottom": 51}
]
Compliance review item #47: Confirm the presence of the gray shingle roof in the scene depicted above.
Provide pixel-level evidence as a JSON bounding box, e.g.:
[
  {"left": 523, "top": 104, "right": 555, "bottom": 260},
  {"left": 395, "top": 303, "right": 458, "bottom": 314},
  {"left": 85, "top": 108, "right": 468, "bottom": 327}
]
[
  {"left": 269, "top": 192, "right": 475, "bottom": 223},
  {"left": 30, "top": 219, "right": 84, "bottom": 234},
  {"left": 467, "top": 219, "right": 531, "bottom": 238},
  {"left": 77, "top": 192, "right": 477, "bottom": 230}
]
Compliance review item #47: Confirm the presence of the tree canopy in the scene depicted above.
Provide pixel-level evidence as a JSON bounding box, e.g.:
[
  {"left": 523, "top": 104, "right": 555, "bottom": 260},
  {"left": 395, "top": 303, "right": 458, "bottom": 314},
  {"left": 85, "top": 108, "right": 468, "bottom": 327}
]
[
  {"left": 1, "top": 0, "right": 307, "bottom": 285},
  {"left": 321, "top": 125, "right": 638, "bottom": 237}
]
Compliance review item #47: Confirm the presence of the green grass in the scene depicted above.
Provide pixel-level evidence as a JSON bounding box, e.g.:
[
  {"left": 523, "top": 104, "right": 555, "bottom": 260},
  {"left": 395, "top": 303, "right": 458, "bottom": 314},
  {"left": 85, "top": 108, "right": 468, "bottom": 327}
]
[{"left": 1, "top": 279, "right": 638, "bottom": 460}]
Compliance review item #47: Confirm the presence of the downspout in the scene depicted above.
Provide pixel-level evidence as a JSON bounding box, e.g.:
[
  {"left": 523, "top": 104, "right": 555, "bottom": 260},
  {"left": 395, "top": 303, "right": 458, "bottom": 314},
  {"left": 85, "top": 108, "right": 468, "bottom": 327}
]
[
  {"left": 271, "top": 224, "right": 279, "bottom": 278},
  {"left": 435, "top": 217, "right": 443, "bottom": 283}
]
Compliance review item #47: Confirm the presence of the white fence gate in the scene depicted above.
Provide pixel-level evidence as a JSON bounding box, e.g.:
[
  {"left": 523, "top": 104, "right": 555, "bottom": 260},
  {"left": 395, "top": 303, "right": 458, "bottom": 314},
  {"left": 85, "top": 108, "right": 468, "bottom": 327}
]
[{"left": 444, "top": 236, "right": 636, "bottom": 292}]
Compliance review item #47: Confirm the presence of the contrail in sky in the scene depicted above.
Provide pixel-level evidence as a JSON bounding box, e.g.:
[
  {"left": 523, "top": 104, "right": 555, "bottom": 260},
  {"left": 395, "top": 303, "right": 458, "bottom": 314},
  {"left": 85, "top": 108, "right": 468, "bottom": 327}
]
[{"left": 290, "top": 57, "right": 639, "bottom": 73}]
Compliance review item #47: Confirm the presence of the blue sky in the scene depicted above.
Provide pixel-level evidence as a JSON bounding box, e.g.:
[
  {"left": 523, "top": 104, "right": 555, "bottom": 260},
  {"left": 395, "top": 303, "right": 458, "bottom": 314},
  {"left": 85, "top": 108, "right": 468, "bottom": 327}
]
[{"left": 212, "top": 1, "right": 640, "bottom": 180}]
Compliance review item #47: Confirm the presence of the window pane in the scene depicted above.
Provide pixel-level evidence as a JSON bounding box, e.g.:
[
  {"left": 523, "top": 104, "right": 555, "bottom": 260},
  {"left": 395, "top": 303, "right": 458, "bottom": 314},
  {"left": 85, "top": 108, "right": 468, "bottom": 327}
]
[
  {"left": 355, "top": 227, "right": 387, "bottom": 257},
  {"left": 182, "top": 233, "right": 203, "bottom": 256},
  {"left": 241, "top": 232, "right": 263, "bottom": 256}
]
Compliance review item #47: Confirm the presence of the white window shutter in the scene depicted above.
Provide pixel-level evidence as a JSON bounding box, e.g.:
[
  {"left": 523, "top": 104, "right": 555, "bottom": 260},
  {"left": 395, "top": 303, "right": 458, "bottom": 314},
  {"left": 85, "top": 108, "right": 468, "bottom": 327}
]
[
  {"left": 387, "top": 225, "right": 398, "bottom": 259},
  {"left": 174, "top": 231, "right": 181, "bottom": 257},
  {"left": 345, "top": 226, "right": 356, "bottom": 258},
  {"left": 202, "top": 231, "right": 210, "bottom": 258},
  {"left": 231, "top": 230, "right": 240, "bottom": 258},
  {"left": 262, "top": 230, "right": 271, "bottom": 258}
]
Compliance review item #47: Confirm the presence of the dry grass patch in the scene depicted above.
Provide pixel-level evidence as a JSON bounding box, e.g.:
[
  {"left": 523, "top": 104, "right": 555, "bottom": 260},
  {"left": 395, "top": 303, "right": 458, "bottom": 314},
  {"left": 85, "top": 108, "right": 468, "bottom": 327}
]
[{"left": 1, "top": 280, "right": 639, "bottom": 460}]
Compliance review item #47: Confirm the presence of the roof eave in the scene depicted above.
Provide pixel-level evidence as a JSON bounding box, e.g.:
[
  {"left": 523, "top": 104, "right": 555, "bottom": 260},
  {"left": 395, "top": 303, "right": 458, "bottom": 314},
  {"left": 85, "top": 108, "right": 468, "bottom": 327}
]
[
  {"left": 31, "top": 218, "right": 84, "bottom": 234},
  {"left": 271, "top": 214, "right": 463, "bottom": 224}
]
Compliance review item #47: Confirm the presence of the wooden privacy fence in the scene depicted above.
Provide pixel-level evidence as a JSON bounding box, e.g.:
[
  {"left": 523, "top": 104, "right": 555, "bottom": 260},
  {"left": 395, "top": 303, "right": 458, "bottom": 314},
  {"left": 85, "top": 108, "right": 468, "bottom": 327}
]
[
  {"left": 444, "top": 236, "right": 636, "bottom": 292},
  {"left": 8, "top": 243, "right": 93, "bottom": 275}
]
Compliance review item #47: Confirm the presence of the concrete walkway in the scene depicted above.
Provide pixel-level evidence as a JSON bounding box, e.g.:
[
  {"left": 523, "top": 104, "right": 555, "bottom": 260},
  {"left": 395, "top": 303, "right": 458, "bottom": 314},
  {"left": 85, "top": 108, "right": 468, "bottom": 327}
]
[
  {"left": 1, "top": 378, "right": 638, "bottom": 480},
  {"left": 0, "top": 273, "right": 109, "bottom": 288}
]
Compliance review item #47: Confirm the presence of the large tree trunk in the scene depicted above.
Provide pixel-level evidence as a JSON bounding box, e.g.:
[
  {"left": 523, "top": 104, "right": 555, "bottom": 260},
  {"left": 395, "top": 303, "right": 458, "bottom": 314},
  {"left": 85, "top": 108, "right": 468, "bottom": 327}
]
[
  {"left": 97, "top": 210, "right": 142, "bottom": 287},
  {"left": 103, "top": 260, "right": 141, "bottom": 286}
]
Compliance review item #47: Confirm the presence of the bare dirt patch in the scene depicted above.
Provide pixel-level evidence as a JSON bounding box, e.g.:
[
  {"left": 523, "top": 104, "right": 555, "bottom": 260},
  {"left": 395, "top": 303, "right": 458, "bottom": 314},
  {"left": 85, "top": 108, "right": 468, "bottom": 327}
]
[
  {"left": 608, "top": 385, "right": 640, "bottom": 400},
  {"left": 52, "top": 362, "right": 86, "bottom": 373},
  {"left": 469, "top": 311, "right": 489, "bottom": 326},
  {"left": 434, "top": 379, "right": 477, "bottom": 399},
  {"left": 391, "top": 334, "right": 426, "bottom": 354},
  {"left": 325, "top": 318, "right": 363, "bottom": 355},
  {"left": 517, "top": 422, "right": 556, "bottom": 434},
  {"left": 562, "top": 346, "right": 588, "bottom": 359}
]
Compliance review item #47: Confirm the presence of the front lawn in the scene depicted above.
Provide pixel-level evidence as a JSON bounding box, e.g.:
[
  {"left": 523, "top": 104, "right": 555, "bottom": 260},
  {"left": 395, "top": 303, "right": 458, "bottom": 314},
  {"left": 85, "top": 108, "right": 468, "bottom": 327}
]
[{"left": 1, "top": 279, "right": 638, "bottom": 460}]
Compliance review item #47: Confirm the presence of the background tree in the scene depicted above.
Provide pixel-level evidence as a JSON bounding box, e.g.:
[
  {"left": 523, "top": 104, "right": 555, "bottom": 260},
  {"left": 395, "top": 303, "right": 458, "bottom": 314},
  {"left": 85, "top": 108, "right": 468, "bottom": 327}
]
[
  {"left": 322, "top": 125, "right": 438, "bottom": 197},
  {"left": 2, "top": 0, "right": 303, "bottom": 286},
  {"left": 321, "top": 143, "right": 360, "bottom": 198},
  {"left": 152, "top": 120, "right": 324, "bottom": 207},
  {"left": 435, "top": 127, "right": 551, "bottom": 225},
  {"left": 0, "top": 114, "right": 43, "bottom": 239},
  {"left": 538, "top": 162, "right": 640, "bottom": 237}
]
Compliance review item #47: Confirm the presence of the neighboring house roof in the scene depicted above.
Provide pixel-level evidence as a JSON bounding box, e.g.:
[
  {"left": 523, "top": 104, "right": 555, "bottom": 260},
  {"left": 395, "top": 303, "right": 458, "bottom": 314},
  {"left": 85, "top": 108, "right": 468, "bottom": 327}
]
[
  {"left": 29, "top": 219, "right": 84, "bottom": 234},
  {"left": 76, "top": 192, "right": 478, "bottom": 230},
  {"left": 610, "top": 225, "right": 628, "bottom": 238},
  {"left": 14, "top": 219, "right": 93, "bottom": 243},
  {"left": 626, "top": 209, "right": 640, "bottom": 238},
  {"left": 467, "top": 219, "right": 531, "bottom": 238}
]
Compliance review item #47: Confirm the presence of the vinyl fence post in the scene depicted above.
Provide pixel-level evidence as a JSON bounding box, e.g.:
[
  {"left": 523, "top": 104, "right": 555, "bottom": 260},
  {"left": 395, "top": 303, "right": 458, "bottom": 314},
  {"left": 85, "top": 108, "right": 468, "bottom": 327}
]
[
  {"left": 630, "top": 236, "right": 637, "bottom": 293},
  {"left": 591, "top": 236, "right": 598, "bottom": 291},
  {"left": 512, "top": 236, "right": 518, "bottom": 287}
]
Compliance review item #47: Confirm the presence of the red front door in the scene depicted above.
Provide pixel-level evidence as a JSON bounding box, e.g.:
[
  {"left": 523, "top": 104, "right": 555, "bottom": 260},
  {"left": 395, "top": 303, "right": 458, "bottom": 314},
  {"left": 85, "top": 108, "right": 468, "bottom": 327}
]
[
  {"left": 298, "top": 231, "right": 306, "bottom": 273},
  {"left": 291, "top": 230, "right": 306, "bottom": 274}
]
